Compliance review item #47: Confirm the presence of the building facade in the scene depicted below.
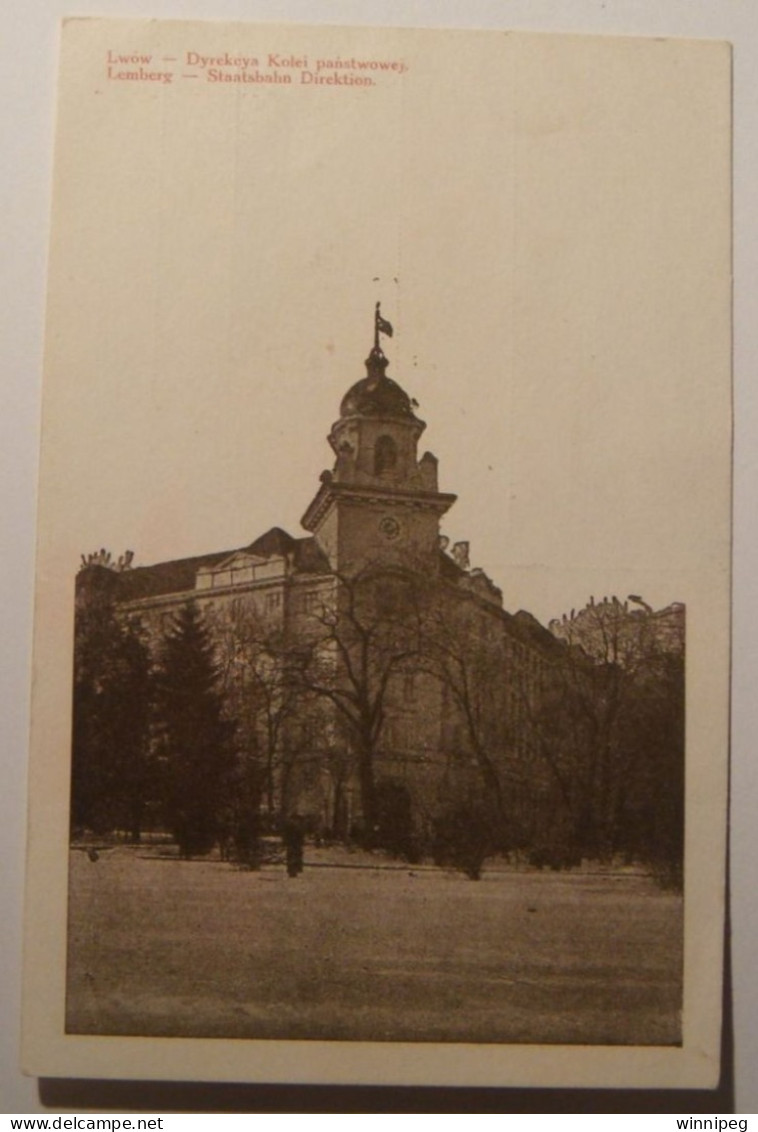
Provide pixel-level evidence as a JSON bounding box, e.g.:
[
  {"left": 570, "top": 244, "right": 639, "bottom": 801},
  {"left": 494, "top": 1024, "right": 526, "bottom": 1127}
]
[
  {"left": 75, "top": 316, "right": 679, "bottom": 859},
  {"left": 76, "top": 319, "right": 561, "bottom": 844}
]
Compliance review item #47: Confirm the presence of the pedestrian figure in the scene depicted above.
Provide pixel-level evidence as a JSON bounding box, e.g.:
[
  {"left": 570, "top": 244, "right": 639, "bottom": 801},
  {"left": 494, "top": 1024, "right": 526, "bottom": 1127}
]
[{"left": 282, "top": 814, "right": 305, "bottom": 878}]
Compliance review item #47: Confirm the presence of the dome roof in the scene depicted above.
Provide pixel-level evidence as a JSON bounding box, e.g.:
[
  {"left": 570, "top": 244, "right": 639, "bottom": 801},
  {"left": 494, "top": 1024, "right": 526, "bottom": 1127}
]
[{"left": 339, "top": 348, "right": 418, "bottom": 420}]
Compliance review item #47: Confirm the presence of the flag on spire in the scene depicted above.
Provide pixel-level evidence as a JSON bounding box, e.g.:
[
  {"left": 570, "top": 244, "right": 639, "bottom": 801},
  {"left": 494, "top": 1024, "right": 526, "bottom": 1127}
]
[
  {"left": 376, "top": 306, "right": 393, "bottom": 338},
  {"left": 374, "top": 302, "right": 394, "bottom": 349}
]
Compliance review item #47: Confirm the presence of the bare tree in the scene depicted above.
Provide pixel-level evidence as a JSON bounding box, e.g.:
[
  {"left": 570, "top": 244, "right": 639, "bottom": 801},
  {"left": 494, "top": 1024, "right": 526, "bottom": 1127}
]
[
  {"left": 536, "top": 596, "right": 685, "bottom": 864},
  {"left": 418, "top": 591, "right": 513, "bottom": 834},
  {"left": 294, "top": 566, "right": 427, "bottom": 839},
  {"left": 211, "top": 603, "right": 306, "bottom": 819}
]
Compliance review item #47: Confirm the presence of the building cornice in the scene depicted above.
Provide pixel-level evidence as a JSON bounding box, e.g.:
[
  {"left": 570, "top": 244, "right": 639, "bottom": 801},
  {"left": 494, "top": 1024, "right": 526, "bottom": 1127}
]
[{"left": 301, "top": 480, "right": 457, "bottom": 533}]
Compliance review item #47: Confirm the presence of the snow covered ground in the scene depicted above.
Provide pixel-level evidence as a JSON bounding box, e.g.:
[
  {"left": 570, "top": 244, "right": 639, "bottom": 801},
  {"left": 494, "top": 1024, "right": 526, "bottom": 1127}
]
[{"left": 66, "top": 846, "right": 683, "bottom": 1045}]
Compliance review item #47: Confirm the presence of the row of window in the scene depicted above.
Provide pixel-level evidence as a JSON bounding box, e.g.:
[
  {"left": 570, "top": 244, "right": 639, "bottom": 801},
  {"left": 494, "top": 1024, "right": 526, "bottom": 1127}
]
[{"left": 150, "top": 587, "right": 332, "bottom": 631}]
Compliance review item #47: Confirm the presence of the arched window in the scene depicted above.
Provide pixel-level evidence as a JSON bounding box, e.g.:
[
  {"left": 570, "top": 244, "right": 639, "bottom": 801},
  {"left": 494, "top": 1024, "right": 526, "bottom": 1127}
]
[{"left": 374, "top": 434, "right": 398, "bottom": 475}]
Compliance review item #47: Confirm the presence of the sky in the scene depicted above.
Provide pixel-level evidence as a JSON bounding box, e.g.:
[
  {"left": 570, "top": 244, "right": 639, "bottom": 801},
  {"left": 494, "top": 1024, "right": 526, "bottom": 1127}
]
[{"left": 38, "top": 21, "right": 731, "bottom": 625}]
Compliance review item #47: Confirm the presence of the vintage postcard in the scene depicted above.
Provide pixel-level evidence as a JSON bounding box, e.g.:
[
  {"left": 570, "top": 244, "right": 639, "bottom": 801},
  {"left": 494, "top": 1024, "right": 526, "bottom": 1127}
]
[{"left": 23, "top": 18, "right": 731, "bottom": 1088}]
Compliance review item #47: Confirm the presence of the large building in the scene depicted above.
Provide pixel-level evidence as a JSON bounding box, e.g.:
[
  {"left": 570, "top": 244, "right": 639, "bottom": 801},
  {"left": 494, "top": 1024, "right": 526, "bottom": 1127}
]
[
  {"left": 76, "top": 311, "right": 563, "bottom": 845},
  {"left": 75, "top": 311, "right": 682, "bottom": 863}
]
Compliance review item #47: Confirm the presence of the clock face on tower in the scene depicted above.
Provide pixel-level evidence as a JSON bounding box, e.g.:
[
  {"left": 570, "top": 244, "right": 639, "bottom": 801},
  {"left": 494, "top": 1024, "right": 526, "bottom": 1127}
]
[{"left": 378, "top": 516, "right": 401, "bottom": 541}]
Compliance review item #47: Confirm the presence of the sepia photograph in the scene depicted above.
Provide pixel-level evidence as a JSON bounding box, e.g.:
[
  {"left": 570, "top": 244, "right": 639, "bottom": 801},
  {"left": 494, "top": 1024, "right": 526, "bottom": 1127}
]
[
  {"left": 67, "top": 301, "right": 686, "bottom": 1047},
  {"left": 23, "top": 17, "right": 731, "bottom": 1087}
]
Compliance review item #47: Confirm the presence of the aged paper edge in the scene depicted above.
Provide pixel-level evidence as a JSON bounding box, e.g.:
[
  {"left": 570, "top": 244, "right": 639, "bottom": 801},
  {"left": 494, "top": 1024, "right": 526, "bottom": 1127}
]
[{"left": 21, "top": 17, "right": 730, "bottom": 1090}]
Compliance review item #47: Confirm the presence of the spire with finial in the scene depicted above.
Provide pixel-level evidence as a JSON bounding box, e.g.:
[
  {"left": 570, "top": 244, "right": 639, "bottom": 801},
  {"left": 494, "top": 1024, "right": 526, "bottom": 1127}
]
[{"left": 366, "top": 302, "right": 394, "bottom": 382}]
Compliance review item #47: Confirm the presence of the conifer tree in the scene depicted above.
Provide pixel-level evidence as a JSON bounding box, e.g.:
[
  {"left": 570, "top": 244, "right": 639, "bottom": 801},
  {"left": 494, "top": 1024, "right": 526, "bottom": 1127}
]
[
  {"left": 155, "top": 603, "right": 237, "bottom": 857},
  {"left": 72, "top": 571, "right": 152, "bottom": 839}
]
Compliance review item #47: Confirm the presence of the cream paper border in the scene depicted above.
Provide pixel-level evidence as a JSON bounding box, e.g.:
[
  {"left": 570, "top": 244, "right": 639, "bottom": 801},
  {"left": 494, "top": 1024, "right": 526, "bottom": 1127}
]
[{"left": 23, "top": 17, "right": 731, "bottom": 1089}]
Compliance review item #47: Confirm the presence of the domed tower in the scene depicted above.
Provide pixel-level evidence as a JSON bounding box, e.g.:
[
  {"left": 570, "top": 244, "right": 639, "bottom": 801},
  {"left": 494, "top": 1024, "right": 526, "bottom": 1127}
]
[{"left": 301, "top": 306, "right": 456, "bottom": 576}]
